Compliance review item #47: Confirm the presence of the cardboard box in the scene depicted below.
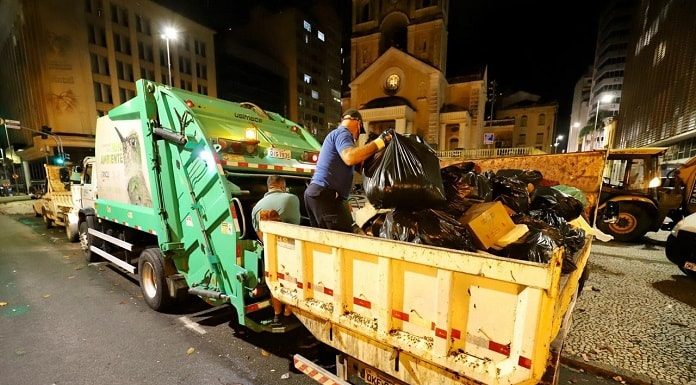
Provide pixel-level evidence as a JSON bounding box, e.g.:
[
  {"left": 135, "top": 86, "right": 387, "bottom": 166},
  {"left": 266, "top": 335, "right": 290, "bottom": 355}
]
[{"left": 459, "top": 201, "right": 516, "bottom": 250}]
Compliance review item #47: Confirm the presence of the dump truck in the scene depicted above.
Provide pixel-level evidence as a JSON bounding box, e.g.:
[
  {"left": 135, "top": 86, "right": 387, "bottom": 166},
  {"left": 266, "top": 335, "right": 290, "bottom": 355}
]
[
  {"left": 79, "top": 79, "right": 320, "bottom": 331},
  {"left": 264, "top": 151, "right": 607, "bottom": 385},
  {"left": 36, "top": 164, "right": 79, "bottom": 240},
  {"left": 84, "top": 79, "right": 604, "bottom": 384}
]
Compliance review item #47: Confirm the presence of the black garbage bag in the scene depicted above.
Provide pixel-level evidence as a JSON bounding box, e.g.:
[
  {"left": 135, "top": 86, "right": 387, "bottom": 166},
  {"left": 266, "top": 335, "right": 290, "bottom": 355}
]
[
  {"left": 441, "top": 164, "right": 493, "bottom": 217},
  {"left": 511, "top": 213, "right": 584, "bottom": 273},
  {"left": 363, "top": 133, "right": 446, "bottom": 209},
  {"left": 490, "top": 174, "right": 530, "bottom": 213},
  {"left": 530, "top": 186, "right": 584, "bottom": 220},
  {"left": 361, "top": 212, "right": 387, "bottom": 237},
  {"left": 500, "top": 228, "right": 558, "bottom": 264},
  {"left": 495, "top": 169, "right": 543, "bottom": 186},
  {"left": 379, "top": 209, "right": 476, "bottom": 251}
]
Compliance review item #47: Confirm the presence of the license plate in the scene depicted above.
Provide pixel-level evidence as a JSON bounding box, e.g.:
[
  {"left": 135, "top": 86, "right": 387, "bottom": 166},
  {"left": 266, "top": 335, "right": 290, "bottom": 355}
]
[
  {"left": 363, "top": 368, "right": 395, "bottom": 385},
  {"left": 684, "top": 261, "right": 696, "bottom": 272},
  {"left": 268, "top": 148, "right": 291, "bottom": 159}
]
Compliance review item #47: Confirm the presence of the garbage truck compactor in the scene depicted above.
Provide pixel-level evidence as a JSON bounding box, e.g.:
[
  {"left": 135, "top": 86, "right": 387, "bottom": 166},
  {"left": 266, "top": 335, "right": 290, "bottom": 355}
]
[{"left": 80, "top": 79, "right": 321, "bottom": 331}]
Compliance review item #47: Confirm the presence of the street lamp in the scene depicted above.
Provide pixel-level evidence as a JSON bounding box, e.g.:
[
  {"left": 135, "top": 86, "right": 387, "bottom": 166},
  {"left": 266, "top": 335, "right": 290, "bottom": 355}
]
[
  {"left": 554, "top": 134, "right": 564, "bottom": 153},
  {"left": 160, "top": 26, "right": 178, "bottom": 87},
  {"left": 593, "top": 94, "right": 614, "bottom": 133}
]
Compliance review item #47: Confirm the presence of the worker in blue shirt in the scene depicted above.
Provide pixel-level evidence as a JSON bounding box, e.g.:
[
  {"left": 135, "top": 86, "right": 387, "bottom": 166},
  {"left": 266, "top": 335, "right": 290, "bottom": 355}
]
[{"left": 305, "top": 108, "right": 392, "bottom": 232}]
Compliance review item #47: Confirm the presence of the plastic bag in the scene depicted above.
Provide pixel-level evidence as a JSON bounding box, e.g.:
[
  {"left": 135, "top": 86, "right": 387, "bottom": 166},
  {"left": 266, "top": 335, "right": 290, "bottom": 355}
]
[
  {"left": 379, "top": 209, "right": 476, "bottom": 251},
  {"left": 495, "top": 169, "right": 543, "bottom": 186},
  {"left": 363, "top": 133, "right": 446, "bottom": 209},
  {"left": 490, "top": 175, "right": 530, "bottom": 213},
  {"left": 362, "top": 212, "right": 387, "bottom": 237},
  {"left": 511, "top": 212, "right": 584, "bottom": 273},
  {"left": 500, "top": 228, "right": 558, "bottom": 264},
  {"left": 530, "top": 186, "right": 584, "bottom": 220},
  {"left": 551, "top": 185, "right": 589, "bottom": 208},
  {"left": 441, "top": 164, "right": 493, "bottom": 217}
]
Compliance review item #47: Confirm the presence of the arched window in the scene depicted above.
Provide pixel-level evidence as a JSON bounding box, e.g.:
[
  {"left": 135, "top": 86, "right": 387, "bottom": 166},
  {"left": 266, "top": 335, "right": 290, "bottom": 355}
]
[
  {"left": 538, "top": 113, "right": 546, "bottom": 125},
  {"left": 449, "top": 137, "right": 459, "bottom": 150},
  {"left": 520, "top": 115, "right": 528, "bottom": 127}
]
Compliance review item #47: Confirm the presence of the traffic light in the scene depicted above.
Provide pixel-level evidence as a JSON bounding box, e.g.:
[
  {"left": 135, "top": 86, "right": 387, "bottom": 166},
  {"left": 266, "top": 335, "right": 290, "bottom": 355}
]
[
  {"left": 40, "top": 125, "right": 52, "bottom": 139},
  {"left": 54, "top": 156, "right": 65, "bottom": 165}
]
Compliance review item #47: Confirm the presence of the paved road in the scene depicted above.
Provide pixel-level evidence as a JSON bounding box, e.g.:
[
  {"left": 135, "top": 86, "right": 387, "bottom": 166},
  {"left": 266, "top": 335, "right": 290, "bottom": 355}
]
[
  {"left": 0, "top": 213, "right": 615, "bottom": 385},
  {"left": 565, "top": 234, "right": 696, "bottom": 385}
]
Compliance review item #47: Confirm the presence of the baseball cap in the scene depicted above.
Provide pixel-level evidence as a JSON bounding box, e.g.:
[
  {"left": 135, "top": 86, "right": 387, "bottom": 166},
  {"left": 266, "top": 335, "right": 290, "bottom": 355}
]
[{"left": 342, "top": 108, "right": 365, "bottom": 133}]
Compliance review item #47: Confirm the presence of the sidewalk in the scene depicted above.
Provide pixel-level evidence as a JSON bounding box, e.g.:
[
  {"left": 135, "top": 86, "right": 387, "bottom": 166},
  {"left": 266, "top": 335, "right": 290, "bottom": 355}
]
[
  {"left": 0, "top": 194, "right": 31, "bottom": 203},
  {"left": 563, "top": 239, "right": 696, "bottom": 384}
]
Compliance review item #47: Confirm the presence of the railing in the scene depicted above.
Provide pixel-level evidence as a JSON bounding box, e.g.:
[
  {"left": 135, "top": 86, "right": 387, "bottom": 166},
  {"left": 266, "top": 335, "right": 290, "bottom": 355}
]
[{"left": 436, "top": 146, "right": 546, "bottom": 159}]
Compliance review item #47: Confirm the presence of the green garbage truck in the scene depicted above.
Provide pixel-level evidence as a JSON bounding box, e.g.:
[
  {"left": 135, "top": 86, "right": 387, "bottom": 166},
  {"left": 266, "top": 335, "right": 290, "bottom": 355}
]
[{"left": 79, "top": 79, "right": 320, "bottom": 331}]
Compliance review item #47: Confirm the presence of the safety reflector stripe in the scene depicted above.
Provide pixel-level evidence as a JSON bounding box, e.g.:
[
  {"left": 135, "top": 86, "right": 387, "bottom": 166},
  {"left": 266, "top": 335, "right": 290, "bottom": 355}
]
[
  {"left": 488, "top": 340, "right": 511, "bottom": 356},
  {"left": 244, "top": 300, "right": 271, "bottom": 314},
  {"left": 435, "top": 328, "right": 448, "bottom": 339},
  {"left": 296, "top": 282, "right": 303, "bottom": 289},
  {"left": 518, "top": 356, "right": 532, "bottom": 369},
  {"left": 222, "top": 161, "right": 315, "bottom": 174},
  {"left": 277, "top": 272, "right": 285, "bottom": 280},
  {"left": 451, "top": 329, "right": 461, "bottom": 340},
  {"left": 353, "top": 297, "right": 371, "bottom": 309},
  {"left": 293, "top": 355, "right": 348, "bottom": 385},
  {"left": 392, "top": 310, "right": 409, "bottom": 321}
]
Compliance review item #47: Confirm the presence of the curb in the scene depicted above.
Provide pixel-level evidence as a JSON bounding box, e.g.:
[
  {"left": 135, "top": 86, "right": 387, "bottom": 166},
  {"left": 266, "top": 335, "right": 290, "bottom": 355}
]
[
  {"left": 561, "top": 354, "right": 674, "bottom": 385},
  {"left": 0, "top": 195, "right": 31, "bottom": 203}
]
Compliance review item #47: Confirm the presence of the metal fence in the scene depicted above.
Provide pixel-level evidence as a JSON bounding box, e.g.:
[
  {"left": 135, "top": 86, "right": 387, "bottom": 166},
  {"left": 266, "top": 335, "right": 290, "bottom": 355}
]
[{"left": 435, "top": 147, "right": 546, "bottom": 159}]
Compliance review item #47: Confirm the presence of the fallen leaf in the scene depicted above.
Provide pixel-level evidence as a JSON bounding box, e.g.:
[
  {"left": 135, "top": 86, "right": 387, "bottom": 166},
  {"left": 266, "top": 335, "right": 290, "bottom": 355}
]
[
  {"left": 591, "top": 286, "right": 600, "bottom": 292},
  {"left": 63, "top": 255, "right": 70, "bottom": 259},
  {"left": 67, "top": 275, "right": 76, "bottom": 279},
  {"left": 0, "top": 302, "right": 7, "bottom": 307},
  {"left": 74, "top": 266, "right": 84, "bottom": 270},
  {"left": 581, "top": 353, "right": 589, "bottom": 362},
  {"left": 15, "top": 350, "right": 26, "bottom": 356},
  {"left": 42, "top": 294, "right": 51, "bottom": 299},
  {"left": 612, "top": 375, "right": 623, "bottom": 382},
  {"left": 280, "top": 373, "right": 290, "bottom": 379},
  {"left": 186, "top": 347, "right": 195, "bottom": 355},
  {"left": 118, "top": 300, "right": 127, "bottom": 305},
  {"left": 568, "top": 380, "right": 576, "bottom": 384},
  {"left": 261, "top": 349, "right": 270, "bottom": 357}
]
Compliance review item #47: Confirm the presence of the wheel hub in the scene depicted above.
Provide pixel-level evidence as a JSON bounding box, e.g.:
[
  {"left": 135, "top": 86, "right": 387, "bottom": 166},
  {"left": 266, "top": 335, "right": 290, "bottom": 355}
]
[
  {"left": 609, "top": 212, "right": 637, "bottom": 234},
  {"left": 141, "top": 261, "right": 158, "bottom": 299}
]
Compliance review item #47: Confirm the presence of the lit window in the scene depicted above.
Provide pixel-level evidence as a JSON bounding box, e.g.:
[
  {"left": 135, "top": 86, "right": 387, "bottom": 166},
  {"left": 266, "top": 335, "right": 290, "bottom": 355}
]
[
  {"left": 299, "top": 97, "right": 304, "bottom": 106},
  {"left": 311, "top": 90, "right": 319, "bottom": 99},
  {"left": 305, "top": 34, "right": 309, "bottom": 44},
  {"left": 303, "top": 20, "right": 311, "bottom": 32},
  {"left": 317, "top": 30, "right": 325, "bottom": 41},
  {"left": 304, "top": 74, "right": 312, "bottom": 84}
]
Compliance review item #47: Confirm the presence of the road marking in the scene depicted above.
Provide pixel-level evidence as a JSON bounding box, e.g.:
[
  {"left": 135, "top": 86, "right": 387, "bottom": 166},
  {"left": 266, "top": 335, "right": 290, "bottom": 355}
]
[{"left": 179, "top": 316, "right": 207, "bottom": 335}]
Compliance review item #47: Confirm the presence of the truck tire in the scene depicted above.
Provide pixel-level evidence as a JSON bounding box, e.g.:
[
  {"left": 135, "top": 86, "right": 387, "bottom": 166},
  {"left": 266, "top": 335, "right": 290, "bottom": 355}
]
[
  {"left": 81, "top": 216, "right": 101, "bottom": 263},
  {"left": 597, "top": 202, "right": 651, "bottom": 243},
  {"left": 43, "top": 209, "right": 53, "bottom": 229},
  {"left": 66, "top": 221, "right": 79, "bottom": 243},
  {"left": 138, "top": 248, "right": 173, "bottom": 311}
]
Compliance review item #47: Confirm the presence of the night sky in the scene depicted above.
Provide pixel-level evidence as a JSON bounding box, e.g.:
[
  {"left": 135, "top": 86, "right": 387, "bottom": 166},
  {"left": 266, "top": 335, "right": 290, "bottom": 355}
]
[{"left": 157, "top": 0, "right": 606, "bottom": 141}]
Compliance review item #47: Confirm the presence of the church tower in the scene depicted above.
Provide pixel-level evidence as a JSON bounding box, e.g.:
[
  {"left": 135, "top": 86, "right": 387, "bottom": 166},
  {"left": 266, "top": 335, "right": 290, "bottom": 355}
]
[{"left": 350, "top": 0, "right": 449, "bottom": 80}]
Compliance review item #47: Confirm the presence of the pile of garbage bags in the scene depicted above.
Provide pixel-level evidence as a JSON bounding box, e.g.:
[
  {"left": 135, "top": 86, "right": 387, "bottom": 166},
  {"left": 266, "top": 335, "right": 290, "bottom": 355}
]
[{"left": 360, "top": 134, "right": 588, "bottom": 273}]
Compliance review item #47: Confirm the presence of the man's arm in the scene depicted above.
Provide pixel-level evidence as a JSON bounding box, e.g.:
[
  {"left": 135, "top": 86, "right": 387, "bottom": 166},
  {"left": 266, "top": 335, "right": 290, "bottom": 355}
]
[{"left": 340, "top": 141, "right": 382, "bottom": 166}]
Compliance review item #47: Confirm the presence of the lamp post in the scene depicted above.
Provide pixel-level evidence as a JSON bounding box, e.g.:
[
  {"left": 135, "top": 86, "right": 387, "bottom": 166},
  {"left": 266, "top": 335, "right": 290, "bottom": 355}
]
[
  {"left": 593, "top": 94, "right": 614, "bottom": 133},
  {"left": 554, "top": 134, "right": 564, "bottom": 154},
  {"left": 161, "top": 27, "right": 178, "bottom": 87}
]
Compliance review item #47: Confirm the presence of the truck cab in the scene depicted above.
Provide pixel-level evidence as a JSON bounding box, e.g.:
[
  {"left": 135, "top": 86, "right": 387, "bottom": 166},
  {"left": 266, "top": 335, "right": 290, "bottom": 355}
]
[{"left": 66, "top": 157, "right": 95, "bottom": 242}]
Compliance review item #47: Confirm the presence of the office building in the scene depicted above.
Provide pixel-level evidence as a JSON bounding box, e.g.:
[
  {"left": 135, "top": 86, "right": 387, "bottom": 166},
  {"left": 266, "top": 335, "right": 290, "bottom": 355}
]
[{"left": 617, "top": 0, "right": 696, "bottom": 163}]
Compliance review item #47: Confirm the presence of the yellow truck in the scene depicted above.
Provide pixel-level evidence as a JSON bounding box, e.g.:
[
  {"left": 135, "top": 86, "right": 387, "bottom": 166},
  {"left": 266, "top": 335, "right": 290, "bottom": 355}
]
[
  {"left": 261, "top": 151, "right": 607, "bottom": 385},
  {"left": 35, "top": 165, "right": 78, "bottom": 240}
]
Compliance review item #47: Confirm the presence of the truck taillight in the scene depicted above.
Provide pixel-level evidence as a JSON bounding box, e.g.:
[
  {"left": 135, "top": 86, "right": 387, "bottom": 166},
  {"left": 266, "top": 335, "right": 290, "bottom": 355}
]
[
  {"left": 302, "top": 151, "right": 319, "bottom": 163},
  {"left": 217, "top": 138, "right": 260, "bottom": 155}
]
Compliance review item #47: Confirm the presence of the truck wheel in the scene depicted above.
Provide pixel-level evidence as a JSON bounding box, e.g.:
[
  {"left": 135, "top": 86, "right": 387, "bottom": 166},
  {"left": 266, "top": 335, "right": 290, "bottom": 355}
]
[
  {"left": 138, "top": 248, "right": 173, "bottom": 311},
  {"left": 81, "top": 216, "right": 101, "bottom": 263},
  {"left": 597, "top": 203, "right": 651, "bottom": 243},
  {"left": 665, "top": 234, "right": 696, "bottom": 279},
  {"left": 66, "top": 222, "right": 79, "bottom": 243},
  {"left": 43, "top": 209, "right": 53, "bottom": 228}
]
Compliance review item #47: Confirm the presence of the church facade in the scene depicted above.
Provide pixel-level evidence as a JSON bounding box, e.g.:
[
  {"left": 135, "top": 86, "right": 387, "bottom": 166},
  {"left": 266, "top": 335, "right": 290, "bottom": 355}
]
[{"left": 345, "top": 0, "right": 487, "bottom": 150}]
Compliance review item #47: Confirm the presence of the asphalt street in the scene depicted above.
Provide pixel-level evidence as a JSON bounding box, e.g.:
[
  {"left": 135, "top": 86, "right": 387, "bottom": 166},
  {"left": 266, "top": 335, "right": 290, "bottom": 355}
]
[{"left": 0, "top": 210, "right": 616, "bottom": 385}]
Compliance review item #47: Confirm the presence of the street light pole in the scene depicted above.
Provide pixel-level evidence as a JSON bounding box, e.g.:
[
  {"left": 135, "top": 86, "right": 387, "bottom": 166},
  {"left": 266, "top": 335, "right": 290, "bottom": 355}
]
[
  {"left": 161, "top": 27, "right": 178, "bottom": 87},
  {"left": 593, "top": 94, "right": 614, "bottom": 150}
]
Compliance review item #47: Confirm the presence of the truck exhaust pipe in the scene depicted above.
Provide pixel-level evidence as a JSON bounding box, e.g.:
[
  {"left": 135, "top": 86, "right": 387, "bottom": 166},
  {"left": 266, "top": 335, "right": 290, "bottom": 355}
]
[
  {"left": 188, "top": 287, "right": 228, "bottom": 300},
  {"left": 153, "top": 127, "right": 187, "bottom": 145}
]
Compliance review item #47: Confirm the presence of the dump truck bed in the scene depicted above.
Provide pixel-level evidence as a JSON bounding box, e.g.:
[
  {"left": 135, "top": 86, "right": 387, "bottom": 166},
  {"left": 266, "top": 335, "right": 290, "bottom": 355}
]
[{"left": 262, "top": 151, "right": 607, "bottom": 385}]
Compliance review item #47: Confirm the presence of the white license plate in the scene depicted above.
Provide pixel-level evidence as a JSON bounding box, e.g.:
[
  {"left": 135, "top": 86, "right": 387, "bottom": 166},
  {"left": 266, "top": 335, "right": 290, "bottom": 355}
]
[
  {"left": 268, "top": 148, "right": 291, "bottom": 159},
  {"left": 684, "top": 261, "right": 696, "bottom": 272},
  {"left": 363, "top": 368, "right": 395, "bottom": 385}
]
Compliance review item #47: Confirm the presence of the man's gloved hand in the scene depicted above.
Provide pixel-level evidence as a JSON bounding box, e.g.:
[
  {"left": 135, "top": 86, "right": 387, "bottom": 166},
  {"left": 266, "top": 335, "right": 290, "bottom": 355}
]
[{"left": 374, "top": 129, "right": 394, "bottom": 150}]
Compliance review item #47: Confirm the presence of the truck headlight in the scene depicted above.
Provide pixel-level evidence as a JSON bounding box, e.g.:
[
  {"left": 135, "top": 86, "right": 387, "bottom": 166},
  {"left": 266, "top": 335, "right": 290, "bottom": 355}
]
[{"left": 648, "top": 176, "right": 661, "bottom": 188}]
